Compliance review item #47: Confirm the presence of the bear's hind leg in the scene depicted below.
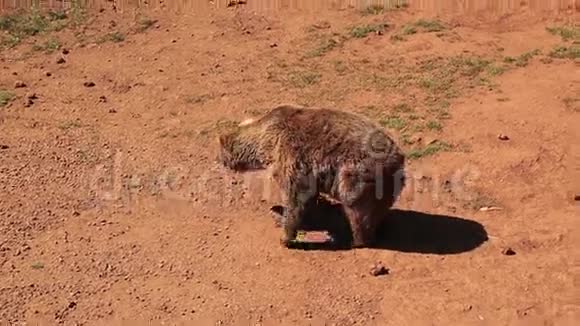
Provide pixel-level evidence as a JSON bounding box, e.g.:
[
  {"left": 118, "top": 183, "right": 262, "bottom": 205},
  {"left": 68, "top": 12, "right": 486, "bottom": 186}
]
[{"left": 343, "top": 203, "right": 379, "bottom": 248}]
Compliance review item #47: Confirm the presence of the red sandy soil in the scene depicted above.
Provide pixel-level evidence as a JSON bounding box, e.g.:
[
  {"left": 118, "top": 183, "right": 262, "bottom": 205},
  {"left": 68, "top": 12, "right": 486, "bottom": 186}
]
[{"left": 1, "top": 2, "right": 579, "bottom": 325}]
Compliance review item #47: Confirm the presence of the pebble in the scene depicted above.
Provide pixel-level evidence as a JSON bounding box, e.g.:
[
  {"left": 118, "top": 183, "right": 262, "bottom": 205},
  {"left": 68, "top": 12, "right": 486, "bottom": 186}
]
[
  {"left": 370, "top": 263, "right": 389, "bottom": 276},
  {"left": 498, "top": 134, "right": 510, "bottom": 141},
  {"left": 501, "top": 247, "right": 516, "bottom": 256},
  {"left": 479, "top": 206, "right": 502, "bottom": 212},
  {"left": 574, "top": 194, "right": 580, "bottom": 201},
  {"left": 24, "top": 93, "right": 37, "bottom": 107},
  {"left": 83, "top": 81, "right": 96, "bottom": 87},
  {"left": 14, "top": 80, "right": 27, "bottom": 88},
  {"left": 56, "top": 57, "right": 66, "bottom": 64},
  {"left": 62, "top": 48, "right": 70, "bottom": 55}
]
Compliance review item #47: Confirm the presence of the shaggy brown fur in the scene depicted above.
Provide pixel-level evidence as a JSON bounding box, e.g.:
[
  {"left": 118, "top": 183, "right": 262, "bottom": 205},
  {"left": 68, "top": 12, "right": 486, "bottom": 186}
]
[{"left": 217, "top": 104, "right": 406, "bottom": 248}]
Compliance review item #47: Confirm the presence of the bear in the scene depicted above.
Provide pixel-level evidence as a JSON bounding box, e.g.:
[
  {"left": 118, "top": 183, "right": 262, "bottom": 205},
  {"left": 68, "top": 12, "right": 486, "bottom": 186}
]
[{"left": 217, "top": 104, "right": 406, "bottom": 248}]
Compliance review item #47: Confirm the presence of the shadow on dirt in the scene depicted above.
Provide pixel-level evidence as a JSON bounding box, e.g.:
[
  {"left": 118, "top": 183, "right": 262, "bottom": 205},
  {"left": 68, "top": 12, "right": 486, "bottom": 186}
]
[
  {"left": 270, "top": 197, "right": 488, "bottom": 254},
  {"left": 375, "top": 209, "right": 488, "bottom": 254}
]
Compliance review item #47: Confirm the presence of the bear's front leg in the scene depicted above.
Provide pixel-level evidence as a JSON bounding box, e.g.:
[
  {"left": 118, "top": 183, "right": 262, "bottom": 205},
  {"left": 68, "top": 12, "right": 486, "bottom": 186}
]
[{"left": 280, "top": 173, "right": 318, "bottom": 248}]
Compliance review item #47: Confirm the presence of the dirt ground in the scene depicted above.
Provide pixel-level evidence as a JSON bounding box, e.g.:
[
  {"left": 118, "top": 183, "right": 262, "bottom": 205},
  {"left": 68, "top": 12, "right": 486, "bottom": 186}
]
[{"left": 1, "top": 1, "right": 579, "bottom": 325}]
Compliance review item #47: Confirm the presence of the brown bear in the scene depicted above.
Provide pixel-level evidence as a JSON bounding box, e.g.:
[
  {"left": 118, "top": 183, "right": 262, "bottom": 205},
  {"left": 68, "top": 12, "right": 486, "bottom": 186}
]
[{"left": 217, "top": 104, "right": 406, "bottom": 248}]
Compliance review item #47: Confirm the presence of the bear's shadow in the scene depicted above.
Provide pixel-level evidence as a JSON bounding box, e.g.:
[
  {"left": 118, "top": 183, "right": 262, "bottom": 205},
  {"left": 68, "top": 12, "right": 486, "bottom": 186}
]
[{"left": 270, "top": 197, "right": 488, "bottom": 254}]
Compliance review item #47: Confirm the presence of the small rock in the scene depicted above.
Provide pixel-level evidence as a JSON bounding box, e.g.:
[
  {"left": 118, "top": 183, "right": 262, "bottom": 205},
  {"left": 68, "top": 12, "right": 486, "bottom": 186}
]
[
  {"left": 45, "top": 71, "right": 52, "bottom": 77},
  {"left": 83, "top": 81, "right": 95, "bottom": 87},
  {"left": 498, "top": 134, "right": 509, "bottom": 141},
  {"left": 56, "top": 57, "right": 66, "bottom": 64},
  {"left": 27, "top": 93, "right": 38, "bottom": 100},
  {"left": 171, "top": 39, "right": 177, "bottom": 43},
  {"left": 463, "top": 304, "right": 473, "bottom": 312},
  {"left": 72, "top": 211, "right": 80, "bottom": 217},
  {"left": 425, "top": 137, "right": 438, "bottom": 145},
  {"left": 62, "top": 48, "right": 70, "bottom": 55},
  {"left": 269, "top": 42, "right": 278, "bottom": 48},
  {"left": 574, "top": 194, "right": 580, "bottom": 201},
  {"left": 98, "top": 95, "right": 107, "bottom": 103},
  {"left": 24, "top": 98, "right": 34, "bottom": 107},
  {"left": 408, "top": 135, "right": 422, "bottom": 144},
  {"left": 375, "top": 30, "right": 383, "bottom": 35},
  {"left": 0, "top": 144, "right": 8, "bottom": 149},
  {"left": 227, "top": 0, "right": 247, "bottom": 6},
  {"left": 479, "top": 206, "right": 502, "bottom": 212},
  {"left": 370, "top": 263, "right": 389, "bottom": 276},
  {"left": 14, "top": 80, "right": 27, "bottom": 88},
  {"left": 501, "top": 247, "right": 516, "bottom": 256}
]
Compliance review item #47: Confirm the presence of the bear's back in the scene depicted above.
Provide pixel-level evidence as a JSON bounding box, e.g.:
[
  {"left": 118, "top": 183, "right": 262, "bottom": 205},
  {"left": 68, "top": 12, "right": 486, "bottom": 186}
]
[{"left": 262, "top": 105, "right": 393, "bottom": 163}]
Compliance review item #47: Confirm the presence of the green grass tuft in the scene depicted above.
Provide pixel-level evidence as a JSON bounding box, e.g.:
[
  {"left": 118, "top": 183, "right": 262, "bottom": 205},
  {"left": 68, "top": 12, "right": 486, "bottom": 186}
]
[
  {"left": 362, "top": 4, "right": 386, "bottom": 15},
  {"left": 0, "top": 89, "right": 15, "bottom": 107},
  {"left": 350, "top": 23, "right": 388, "bottom": 38},
  {"left": 380, "top": 116, "right": 407, "bottom": 130},
  {"left": 98, "top": 31, "right": 126, "bottom": 44},
  {"left": 361, "top": 1, "right": 408, "bottom": 15},
  {"left": 546, "top": 25, "right": 580, "bottom": 42},
  {"left": 305, "top": 37, "right": 341, "bottom": 58},
  {"left": 549, "top": 45, "right": 580, "bottom": 59},
  {"left": 426, "top": 120, "right": 443, "bottom": 131},
  {"left": 31, "top": 262, "right": 44, "bottom": 269},
  {"left": 413, "top": 19, "right": 446, "bottom": 32},
  {"left": 32, "top": 37, "right": 61, "bottom": 53},
  {"left": 0, "top": 7, "right": 75, "bottom": 49},
  {"left": 58, "top": 120, "right": 82, "bottom": 130},
  {"left": 393, "top": 103, "right": 413, "bottom": 113},
  {"left": 407, "top": 140, "right": 451, "bottom": 159},
  {"left": 136, "top": 16, "right": 157, "bottom": 32},
  {"left": 287, "top": 70, "right": 321, "bottom": 88}
]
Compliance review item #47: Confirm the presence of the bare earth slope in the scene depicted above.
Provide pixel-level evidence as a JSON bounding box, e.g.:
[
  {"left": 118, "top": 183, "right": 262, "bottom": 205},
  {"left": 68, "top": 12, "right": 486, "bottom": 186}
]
[{"left": 1, "top": 2, "right": 579, "bottom": 325}]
